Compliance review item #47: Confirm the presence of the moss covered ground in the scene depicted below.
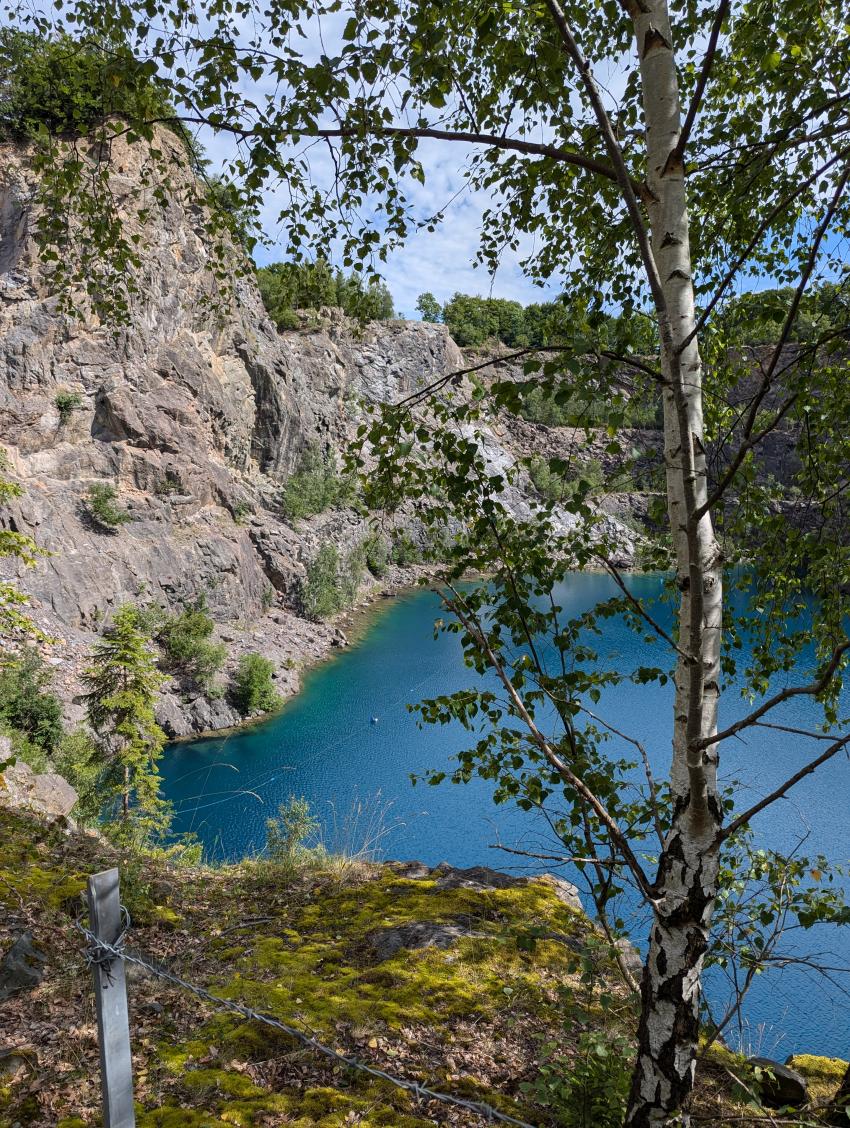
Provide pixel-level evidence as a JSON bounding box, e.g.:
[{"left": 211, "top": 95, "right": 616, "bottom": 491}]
[{"left": 0, "top": 808, "right": 846, "bottom": 1127}]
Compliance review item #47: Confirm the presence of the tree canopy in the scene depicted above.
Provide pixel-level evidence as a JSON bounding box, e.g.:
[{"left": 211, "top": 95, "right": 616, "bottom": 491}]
[{"left": 257, "top": 258, "right": 394, "bottom": 328}]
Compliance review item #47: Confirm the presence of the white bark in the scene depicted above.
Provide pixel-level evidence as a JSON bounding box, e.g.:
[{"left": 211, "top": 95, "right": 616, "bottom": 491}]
[{"left": 623, "top": 0, "right": 725, "bottom": 1123}]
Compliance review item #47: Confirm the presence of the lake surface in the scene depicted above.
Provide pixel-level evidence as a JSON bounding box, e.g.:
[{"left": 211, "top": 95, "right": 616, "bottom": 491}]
[{"left": 161, "top": 572, "right": 850, "bottom": 1058}]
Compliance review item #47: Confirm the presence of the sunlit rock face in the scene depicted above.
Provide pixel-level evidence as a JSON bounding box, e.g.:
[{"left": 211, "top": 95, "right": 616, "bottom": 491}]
[{"left": 0, "top": 131, "right": 639, "bottom": 734}]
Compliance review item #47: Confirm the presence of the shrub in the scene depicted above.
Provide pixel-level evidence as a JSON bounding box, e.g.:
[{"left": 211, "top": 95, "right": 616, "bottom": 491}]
[
  {"left": 523, "top": 947, "right": 632, "bottom": 1128},
  {"left": 230, "top": 653, "right": 281, "bottom": 715},
  {"left": 0, "top": 647, "right": 63, "bottom": 754},
  {"left": 53, "top": 728, "right": 104, "bottom": 825},
  {"left": 281, "top": 444, "right": 353, "bottom": 522},
  {"left": 54, "top": 390, "right": 83, "bottom": 424},
  {"left": 528, "top": 456, "right": 605, "bottom": 504},
  {"left": 157, "top": 603, "right": 227, "bottom": 690},
  {"left": 299, "top": 544, "right": 364, "bottom": 621},
  {"left": 390, "top": 531, "right": 423, "bottom": 566},
  {"left": 84, "top": 483, "right": 131, "bottom": 529},
  {"left": 265, "top": 795, "right": 323, "bottom": 872},
  {"left": 363, "top": 532, "right": 390, "bottom": 578}
]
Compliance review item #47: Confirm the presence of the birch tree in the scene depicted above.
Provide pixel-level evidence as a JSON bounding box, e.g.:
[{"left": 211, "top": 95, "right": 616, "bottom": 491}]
[{"left": 3, "top": 1, "right": 850, "bottom": 1123}]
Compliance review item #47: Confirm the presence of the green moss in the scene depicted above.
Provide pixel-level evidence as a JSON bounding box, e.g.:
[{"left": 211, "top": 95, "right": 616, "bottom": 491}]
[
  {"left": 56, "top": 1120, "right": 88, "bottom": 1128},
  {"left": 786, "top": 1054, "right": 848, "bottom": 1103},
  {"left": 157, "top": 1039, "right": 210, "bottom": 1073},
  {"left": 182, "top": 1069, "right": 266, "bottom": 1099},
  {"left": 138, "top": 1107, "right": 230, "bottom": 1127}
]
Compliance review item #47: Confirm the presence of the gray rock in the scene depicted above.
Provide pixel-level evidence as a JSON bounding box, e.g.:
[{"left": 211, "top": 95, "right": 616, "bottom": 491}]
[
  {"left": 0, "top": 129, "right": 641, "bottom": 740},
  {"left": 746, "top": 1057, "right": 809, "bottom": 1108},
  {"left": 430, "top": 862, "right": 529, "bottom": 891},
  {"left": 364, "top": 920, "right": 484, "bottom": 962},
  {"left": 0, "top": 759, "right": 77, "bottom": 818},
  {"left": 430, "top": 863, "right": 583, "bottom": 913},
  {"left": 0, "top": 934, "right": 47, "bottom": 1001}
]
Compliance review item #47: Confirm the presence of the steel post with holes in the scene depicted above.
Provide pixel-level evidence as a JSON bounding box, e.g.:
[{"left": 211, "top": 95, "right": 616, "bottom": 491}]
[{"left": 87, "top": 868, "right": 136, "bottom": 1127}]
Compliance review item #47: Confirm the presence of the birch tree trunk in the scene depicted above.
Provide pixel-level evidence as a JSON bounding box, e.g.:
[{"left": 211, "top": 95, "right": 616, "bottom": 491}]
[{"left": 624, "top": 1, "right": 725, "bottom": 1122}]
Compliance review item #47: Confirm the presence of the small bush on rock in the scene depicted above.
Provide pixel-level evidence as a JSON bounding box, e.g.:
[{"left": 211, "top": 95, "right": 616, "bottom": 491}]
[
  {"left": 84, "top": 483, "right": 131, "bottom": 530},
  {"left": 231, "top": 653, "right": 281, "bottom": 715},
  {"left": 54, "top": 390, "right": 83, "bottom": 424},
  {"left": 157, "top": 602, "right": 227, "bottom": 691},
  {"left": 281, "top": 445, "right": 353, "bottom": 522},
  {"left": 363, "top": 532, "right": 390, "bottom": 578},
  {"left": 299, "top": 544, "right": 364, "bottom": 621}
]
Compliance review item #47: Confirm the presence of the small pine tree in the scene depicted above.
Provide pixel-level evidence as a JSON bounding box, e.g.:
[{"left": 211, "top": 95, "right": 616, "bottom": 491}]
[{"left": 81, "top": 604, "right": 170, "bottom": 843}]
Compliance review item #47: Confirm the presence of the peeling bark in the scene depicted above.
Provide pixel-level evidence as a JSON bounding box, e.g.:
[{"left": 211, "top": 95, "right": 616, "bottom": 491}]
[{"left": 623, "top": 0, "right": 724, "bottom": 1122}]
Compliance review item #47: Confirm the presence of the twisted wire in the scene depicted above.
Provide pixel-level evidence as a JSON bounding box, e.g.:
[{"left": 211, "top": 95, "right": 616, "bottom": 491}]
[{"left": 76, "top": 918, "right": 536, "bottom": 1128}]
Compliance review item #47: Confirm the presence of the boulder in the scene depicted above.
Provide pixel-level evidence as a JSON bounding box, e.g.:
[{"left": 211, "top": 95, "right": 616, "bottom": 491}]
[
  {"left": 0, "top": 758, "right": 77, "bottom": 819},
  {"left": 430, "top": 862, "right": 583, "bottom": 912},
  {"left": 0, "top": 934, "right": 47, "bottom": 1001},
  {"left": 364, "top": 920, "right": 484, "bottom": 963},
  {"left": 746, "top": 1057, "right": 809, "bottom": 1108}
]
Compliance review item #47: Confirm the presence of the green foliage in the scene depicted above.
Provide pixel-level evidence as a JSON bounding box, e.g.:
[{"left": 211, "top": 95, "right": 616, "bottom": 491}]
[
  {"left": 362, "top": 532, "right": 390, "bottom": 577},
  {"left": 0, "top": 647, "right": 63, "bottom": 755},
  {"left": 715, "top": 282, "right": 850, "bottom": 347},
  {"left": 84, "top": 483, "right": 131, "bottom": 530},
  {"left": 441, "top": 292, "right": 528, "bottom": 347},
  {"left": 157, "top": 601, "right": 227, "bottom": 690},
  {"left": 81, "top": 604, "right": 169, "bottom": 844},
  {"left": 53, "top": 728, "right": 104, "bottom": 825},
  {"left": 54, "top": 390, "right": 83, "bottom": 424},
  {"left": 416, "top": 291, "right": 442, "bottom": 322},
  {"left": 298, "top": 543, "right": 364, "bottom": 621},
  {"left": 204, "top": 175, "right": 258, "bottom": 254},
  {"left": 389, "top": 531, "right": 423, "bottom": 566},
  {"left": 523, "top": 942, "right": 632, "bottom": 1128},
  {"left": 281, "top": 445, "right": 353, "bottom": 522},
  {"left": 528, "top": 456, "right": 605, "bottom": 504},
  {"left": 0, "top": 451, "right": 44, "bottom": 648},
  {"left": 521, "top": 382, "right": 662, "bottom": 430},
  {"left": 0, "top": 29, "right": 189, "bottom": 145},
  {"left": 230, "top": 653, "right": 281, "bottom": 716},
  {"left": 257, "top": 258, "right": 394, "bottom": 329},
  {"left": 265, "top": 795, "right": 323, "bottom": 872}
]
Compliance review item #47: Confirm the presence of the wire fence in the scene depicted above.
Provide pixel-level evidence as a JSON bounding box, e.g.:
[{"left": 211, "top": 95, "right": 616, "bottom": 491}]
[{"left": 76, "top": 900, "right": 538, "bottom": 1128}]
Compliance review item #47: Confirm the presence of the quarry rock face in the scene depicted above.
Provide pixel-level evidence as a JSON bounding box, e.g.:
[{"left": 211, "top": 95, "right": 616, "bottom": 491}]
[{"left": 0, "top": 131, "right": 638, "bottom": 733}]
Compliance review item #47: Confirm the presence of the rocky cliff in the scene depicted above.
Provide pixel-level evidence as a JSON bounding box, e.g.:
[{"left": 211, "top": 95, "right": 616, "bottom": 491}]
[{"left": 0, "top": 131, "right": 638, "bottom": 735}]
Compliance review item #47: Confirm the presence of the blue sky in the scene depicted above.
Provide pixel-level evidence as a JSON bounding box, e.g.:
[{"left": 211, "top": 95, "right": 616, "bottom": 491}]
[{"left": 202, "top": 129, "right": 561, "bottom": 317}]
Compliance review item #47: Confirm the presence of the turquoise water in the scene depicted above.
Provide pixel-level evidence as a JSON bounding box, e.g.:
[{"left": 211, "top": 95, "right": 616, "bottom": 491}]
[{"left": 161, "top": 572, "right": 850, "bottom": 1057}]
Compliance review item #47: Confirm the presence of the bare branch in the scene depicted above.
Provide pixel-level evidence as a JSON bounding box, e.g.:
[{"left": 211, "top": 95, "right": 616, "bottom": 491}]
[
  {"left": 696, "top": 166, "right": 850, "bottom": 517},
  {"left": 694, "top": 641, "right": 850, "bottom": 751},
  {"left": 578, "top": 705, "right": 665, "bottom": 846},
  {"left": 672, "top": 0, "right": 730, "bottom": 163},
  {"left": 720, "top": 732, "right": 850, "bottom": 842},
  {"left": 134, "top": 115, "right": 639, "bottom": 191},
  {"left": 541, "top": 0, "right": 669, "bottom": 316},
  {"left": 446, "top": 587, "right": 657, "bottom": 901},
  {"left": 680, "top": 149, "right": 849, "bottom": 353},
  {"left": 599, "top": 556, "right": 692, "bottom": 662}
]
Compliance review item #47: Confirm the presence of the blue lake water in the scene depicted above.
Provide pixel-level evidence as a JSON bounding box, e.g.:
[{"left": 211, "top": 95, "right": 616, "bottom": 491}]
[{"left": 161, "top": 572, "right": 850, "bottom": 1058}]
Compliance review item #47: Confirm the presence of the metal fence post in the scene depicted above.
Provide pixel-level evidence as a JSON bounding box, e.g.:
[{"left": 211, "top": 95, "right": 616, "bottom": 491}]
[{"left": 87, "top": 868, "right": 136, "bottom": 1128}]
